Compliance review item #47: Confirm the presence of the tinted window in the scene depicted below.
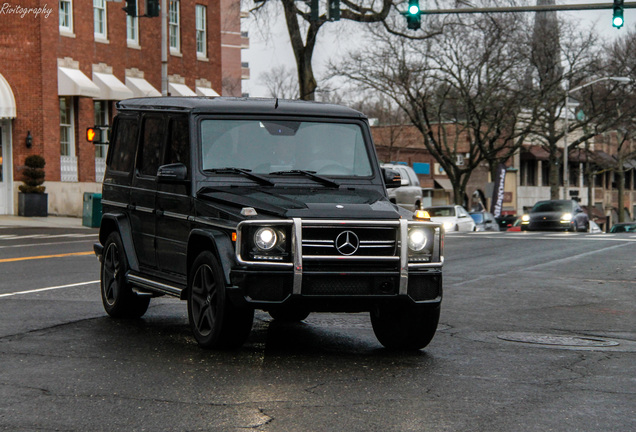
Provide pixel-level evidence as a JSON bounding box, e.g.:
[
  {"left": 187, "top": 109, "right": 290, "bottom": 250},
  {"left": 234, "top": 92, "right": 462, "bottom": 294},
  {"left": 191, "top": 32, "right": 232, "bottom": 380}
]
[
  {"left": 200, "top": 119, "right": 372, "bottom": 176},
  {"left": 109, "top": 116, "right": 138, "bottom": 173},
  {"left": 426, "top": 207, "right": 455, "bottom": 217},
  {"left": 138, "top": 115, "right": 166, "bottom": 177},
  {"left": 165, "top": 116, "right": 190, "bottom": 170}
]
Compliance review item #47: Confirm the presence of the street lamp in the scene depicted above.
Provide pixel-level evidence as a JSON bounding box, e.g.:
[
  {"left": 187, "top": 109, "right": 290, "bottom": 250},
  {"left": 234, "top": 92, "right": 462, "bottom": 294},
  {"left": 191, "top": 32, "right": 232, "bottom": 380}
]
[{"left": 562, "top": 76, "right": 632, "bottom": 200}]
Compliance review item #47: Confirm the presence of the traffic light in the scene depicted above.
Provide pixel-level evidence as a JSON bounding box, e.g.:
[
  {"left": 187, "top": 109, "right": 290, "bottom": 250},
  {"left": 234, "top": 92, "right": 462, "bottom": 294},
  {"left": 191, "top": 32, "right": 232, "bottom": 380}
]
[
  {"left": 86, "top": 126, "right": 109, "bottom": 144},
  {"left": 406, "top": 0, "right": 421, "bottom": 30},
  {"left": 613, "top": 0, "right": 624, "bottom": 28},
  {"left": 327, "top": 0, "right": 340, "bottom": 21},
  {"left": 145, "top": 0, "right": 160, "bottom": 18},
  {"left": 122, "top": 0, "right": 137, "bottom": 17}
]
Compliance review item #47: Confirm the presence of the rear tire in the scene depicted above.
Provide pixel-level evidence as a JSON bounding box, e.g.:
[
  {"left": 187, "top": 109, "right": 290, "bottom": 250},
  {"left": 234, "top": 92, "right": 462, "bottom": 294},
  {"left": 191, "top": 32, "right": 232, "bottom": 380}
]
[
  {"left": 370, "top": 303, "right": 440, "bottom": 350},
  {"left": 187, "top": 251, "right": 254, "bottom": 349},
  {"left": 101, "top": 232, "right": 150, "bottom": 319}
]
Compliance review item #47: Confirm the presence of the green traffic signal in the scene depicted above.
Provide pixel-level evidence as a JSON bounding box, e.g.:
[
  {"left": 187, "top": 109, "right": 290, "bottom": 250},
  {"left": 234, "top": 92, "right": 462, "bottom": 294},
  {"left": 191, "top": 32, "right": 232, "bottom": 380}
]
[
  {"left": 406, "top": 0, "right": 421, "bottom": 30},
  {"left": 613, "top": 0, "right": 624, "bottom": 28}
]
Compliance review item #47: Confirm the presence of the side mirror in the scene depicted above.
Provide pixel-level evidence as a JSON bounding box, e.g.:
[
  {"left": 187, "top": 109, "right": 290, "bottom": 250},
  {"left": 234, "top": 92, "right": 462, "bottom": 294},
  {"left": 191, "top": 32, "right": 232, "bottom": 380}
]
[
  {"left": 157, "top": 163, "right": 189, "bottom": 183},
  {"left": 383, "top": 168, "right": 402, "bottom": 189}
]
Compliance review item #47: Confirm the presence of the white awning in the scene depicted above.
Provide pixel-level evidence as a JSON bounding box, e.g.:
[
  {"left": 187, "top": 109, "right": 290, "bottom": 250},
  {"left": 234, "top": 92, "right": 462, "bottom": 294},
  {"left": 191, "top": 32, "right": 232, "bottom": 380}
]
[
  {"left": 93, "top": 72, "right": 134, "bottom": 101},
  {"left": 58, "top": 67, "right": 101, "bottom": 98},
  {"left": 0, "top": 73, "right": 16, "bottom": 119},
  {"left": 125, "top": 76, "right": 161, "bottom": 98},
  {"left": 169, "top": 82, "right": 196, "bottom": 96},
  {"left": 434, "top": 178, "right": 453, "bottom": 191},
  {"left": 196, "top": 86, "right": 219, "bottom": 97}
]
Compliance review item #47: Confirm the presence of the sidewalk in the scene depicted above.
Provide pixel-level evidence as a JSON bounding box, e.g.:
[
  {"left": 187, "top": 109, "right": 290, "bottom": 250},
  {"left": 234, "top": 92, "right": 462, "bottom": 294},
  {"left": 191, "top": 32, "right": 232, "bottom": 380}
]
[{"left": 0, "top": 215, "right": 88, "bottom": 229}]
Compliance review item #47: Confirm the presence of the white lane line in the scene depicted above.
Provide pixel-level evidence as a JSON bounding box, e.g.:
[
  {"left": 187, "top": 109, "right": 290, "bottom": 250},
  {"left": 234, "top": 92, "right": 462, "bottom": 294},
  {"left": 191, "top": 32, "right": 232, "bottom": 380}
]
[{"left": 0, "top": 280, "right": 100, "bottom": 298}]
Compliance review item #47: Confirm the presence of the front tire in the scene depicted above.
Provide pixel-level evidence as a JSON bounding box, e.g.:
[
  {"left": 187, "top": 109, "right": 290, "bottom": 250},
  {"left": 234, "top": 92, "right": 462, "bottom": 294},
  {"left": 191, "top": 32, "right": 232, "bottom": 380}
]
[
  {"left": 370, "top": 303, "right": 440, "bottom": 350},
  {"left": 101, "top": 232, "right": 150, "bottom": 319},
  {"left": 187, "top": 251, "right": 253, "bottom": 349}
]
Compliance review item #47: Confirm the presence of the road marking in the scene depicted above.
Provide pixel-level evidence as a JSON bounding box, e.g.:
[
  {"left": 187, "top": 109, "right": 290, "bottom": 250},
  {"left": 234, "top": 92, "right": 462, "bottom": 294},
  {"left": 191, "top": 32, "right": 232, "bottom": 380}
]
[
  {"left": 0, "top": 233, "right": 97, "bottom": 240},
  {"left": 0, "top": 280, "right": 100, "bottom": 298},
  {"left": 0, "top": 251, "right": 94, "bottom": 263}
]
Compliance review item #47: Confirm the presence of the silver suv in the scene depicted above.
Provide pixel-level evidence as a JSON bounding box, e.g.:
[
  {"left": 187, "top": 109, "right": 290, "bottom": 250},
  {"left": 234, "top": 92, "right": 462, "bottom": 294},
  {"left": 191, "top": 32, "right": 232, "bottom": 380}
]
[{"left": 381, "top": 164, "right": 423, "bottom": 212}]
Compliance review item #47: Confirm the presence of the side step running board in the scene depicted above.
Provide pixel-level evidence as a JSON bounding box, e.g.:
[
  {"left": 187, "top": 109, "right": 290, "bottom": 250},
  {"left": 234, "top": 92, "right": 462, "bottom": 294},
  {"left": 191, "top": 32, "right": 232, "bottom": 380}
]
[{"left": 127, "top": 274, "right": 184, "bottom": 298}]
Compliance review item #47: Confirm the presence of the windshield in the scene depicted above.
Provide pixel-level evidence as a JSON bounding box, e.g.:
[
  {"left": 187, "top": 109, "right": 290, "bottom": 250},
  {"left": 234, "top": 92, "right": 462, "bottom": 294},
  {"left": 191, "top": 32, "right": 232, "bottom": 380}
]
[
  {"left": 470, "top": 213, "right": 484, "bottom": 223},
  {"left": 200, "top": 119, "right": 373, "bottom": 177},
  {"left": 426, "top": 207, "right": 456, "bottom": 217},
  {"left": 531, "top": 201, "right": 571, "bottom": 213}
]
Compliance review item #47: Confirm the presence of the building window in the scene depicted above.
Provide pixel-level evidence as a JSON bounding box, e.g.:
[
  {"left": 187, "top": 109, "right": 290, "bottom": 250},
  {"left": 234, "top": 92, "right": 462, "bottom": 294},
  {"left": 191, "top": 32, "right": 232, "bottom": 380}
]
[
  {"left": 169, "top": 1, "right": 180, "bottom": 53},
  {"left": 520, "top": 160, "right": 536, "bottom": 186},
  {"left": 94, "top": 101, "right": 109, "bottom": 159},
  {"left": 59, "top": 0, "right": 73, "bottom": 33},
  {"left": 126, "top": 0, "right": 139, "bottom": 45},
  {"left": 195, "top": 5, "right": 207, "bottom": 58},
  {"left": 93, "top": 0, "right": 107, "bottom": 39},
  {"left": 59, "top": 97, "right": 74, "bottom": 157}
]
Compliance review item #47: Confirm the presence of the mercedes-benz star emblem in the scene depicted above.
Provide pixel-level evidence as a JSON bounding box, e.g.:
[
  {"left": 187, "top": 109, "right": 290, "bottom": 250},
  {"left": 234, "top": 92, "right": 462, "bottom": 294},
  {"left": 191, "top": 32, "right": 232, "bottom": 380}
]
[{"left": 335, "top": 231, "right": 360, "bottom": 256}]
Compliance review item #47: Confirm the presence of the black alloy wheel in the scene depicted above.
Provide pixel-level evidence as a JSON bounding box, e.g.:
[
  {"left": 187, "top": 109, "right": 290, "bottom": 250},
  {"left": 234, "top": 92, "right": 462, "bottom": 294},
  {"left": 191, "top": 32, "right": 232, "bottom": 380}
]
[
  {"left": 101, "top": 232, "right": 150, "bottom": 318},
  {"left": 187, "top": 251, "right": 254, "bottom": 349}
]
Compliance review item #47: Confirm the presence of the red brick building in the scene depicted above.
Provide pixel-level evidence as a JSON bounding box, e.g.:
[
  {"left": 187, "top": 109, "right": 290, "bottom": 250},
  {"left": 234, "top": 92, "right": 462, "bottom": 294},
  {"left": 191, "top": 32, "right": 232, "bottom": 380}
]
[{"left": 0, "top": 0, "right": 245, "bottom": 216}]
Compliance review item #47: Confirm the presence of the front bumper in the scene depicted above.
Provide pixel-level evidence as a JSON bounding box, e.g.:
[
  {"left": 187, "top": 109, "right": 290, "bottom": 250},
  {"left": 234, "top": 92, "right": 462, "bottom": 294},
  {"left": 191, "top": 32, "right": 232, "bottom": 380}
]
[{"left": 229, "top": 218, "right": 443, "bottom": 311}]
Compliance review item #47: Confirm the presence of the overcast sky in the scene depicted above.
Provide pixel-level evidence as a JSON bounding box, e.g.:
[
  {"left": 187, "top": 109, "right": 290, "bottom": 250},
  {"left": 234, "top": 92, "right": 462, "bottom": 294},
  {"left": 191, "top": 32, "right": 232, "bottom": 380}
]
[{"left": 242, "top": 1, "right": 635, "bottom": 98}]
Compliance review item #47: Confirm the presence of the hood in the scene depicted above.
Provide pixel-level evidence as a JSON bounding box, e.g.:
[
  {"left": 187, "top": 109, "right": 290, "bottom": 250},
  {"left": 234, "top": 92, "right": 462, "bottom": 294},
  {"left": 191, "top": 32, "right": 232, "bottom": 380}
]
[{"left": 197, "top": 186, "right": 403, "bottom": 219}]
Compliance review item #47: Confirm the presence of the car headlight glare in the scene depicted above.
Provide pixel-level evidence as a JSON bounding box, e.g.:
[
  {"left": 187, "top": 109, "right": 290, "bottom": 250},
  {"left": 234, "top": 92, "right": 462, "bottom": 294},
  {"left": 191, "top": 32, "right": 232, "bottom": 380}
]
[
  {"left": 254, "top": 227, "right": 277, "bottom": 251},
  {"left": 442, "top": 222, "right": 454, "bottom": 231},
  {"left": 408, "top": 228, "right": 427, "bottom": 252},
  {"left": 521, "top": 214, "right": 530, "bottom": 222},
  {"left": 561, "top": 213, "right": 573, "bottom": 222}
]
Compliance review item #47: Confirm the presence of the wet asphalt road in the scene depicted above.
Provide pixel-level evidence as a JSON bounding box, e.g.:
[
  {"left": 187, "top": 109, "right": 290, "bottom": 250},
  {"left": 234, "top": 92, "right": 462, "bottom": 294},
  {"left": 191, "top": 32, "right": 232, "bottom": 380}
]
[{"left": 0, "top": 227, "right": 635, "bottom": 431}]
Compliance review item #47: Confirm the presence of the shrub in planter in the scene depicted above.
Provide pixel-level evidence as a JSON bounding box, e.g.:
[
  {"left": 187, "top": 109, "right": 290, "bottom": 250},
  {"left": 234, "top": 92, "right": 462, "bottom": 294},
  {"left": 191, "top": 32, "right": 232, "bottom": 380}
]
[{"left": 18, "top": 155, "right": 48, "bottom": 217}]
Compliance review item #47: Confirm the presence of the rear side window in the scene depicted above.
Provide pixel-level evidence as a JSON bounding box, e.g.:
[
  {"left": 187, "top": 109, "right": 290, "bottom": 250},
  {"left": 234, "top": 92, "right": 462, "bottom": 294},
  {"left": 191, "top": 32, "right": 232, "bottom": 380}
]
[
  {"left": 109, "top": 116, "right": 138, "bottom": 173},
  {"left": 165, "top": 116, "right": 190, "bottom": 170},
  {"left": 138, "top": 115, "right": 167, "bottom": 177}
]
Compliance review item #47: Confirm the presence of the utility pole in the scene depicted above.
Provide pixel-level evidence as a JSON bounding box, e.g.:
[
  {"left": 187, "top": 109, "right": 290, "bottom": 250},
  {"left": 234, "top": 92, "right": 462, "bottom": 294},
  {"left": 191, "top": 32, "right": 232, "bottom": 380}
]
[{"left": 162, "top": 0, "right": 168, "bottom": 96}]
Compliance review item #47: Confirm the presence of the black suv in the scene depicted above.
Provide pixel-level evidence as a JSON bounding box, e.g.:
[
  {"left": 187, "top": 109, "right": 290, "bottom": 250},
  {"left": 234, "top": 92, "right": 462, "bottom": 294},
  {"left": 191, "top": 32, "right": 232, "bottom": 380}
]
[{"left": 94, "top": 97, "right": 444, "bottom": 350}]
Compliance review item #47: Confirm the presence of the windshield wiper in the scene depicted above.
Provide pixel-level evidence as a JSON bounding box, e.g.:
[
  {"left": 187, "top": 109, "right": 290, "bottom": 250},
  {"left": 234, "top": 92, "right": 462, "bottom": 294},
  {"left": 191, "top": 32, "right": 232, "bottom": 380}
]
[
  {"left": 268, "top": 170, "right": 340, "bottom": 188},
  {"left": 203, "top": 167, "right": 275, "bottom": 186}
]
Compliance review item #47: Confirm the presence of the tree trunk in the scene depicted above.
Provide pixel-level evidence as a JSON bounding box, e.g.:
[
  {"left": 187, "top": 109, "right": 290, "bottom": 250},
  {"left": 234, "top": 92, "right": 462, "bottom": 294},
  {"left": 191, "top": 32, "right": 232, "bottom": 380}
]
[
  {"left": 617, "top": 169, "right": 625, "bottom": 222},
  {"left": 549, "top": 154, "right": 560, "bottom": 200}
]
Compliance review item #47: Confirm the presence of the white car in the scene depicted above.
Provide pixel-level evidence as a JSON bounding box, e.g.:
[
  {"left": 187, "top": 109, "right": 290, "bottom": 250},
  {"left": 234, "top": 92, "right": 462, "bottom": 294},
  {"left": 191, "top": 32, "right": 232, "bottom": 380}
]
[
  {"left": 381, "top": 164, "right": 423, "bottom": 212},
  {"left": 424, "top": 205, "right": 476, "bottom": 232}
]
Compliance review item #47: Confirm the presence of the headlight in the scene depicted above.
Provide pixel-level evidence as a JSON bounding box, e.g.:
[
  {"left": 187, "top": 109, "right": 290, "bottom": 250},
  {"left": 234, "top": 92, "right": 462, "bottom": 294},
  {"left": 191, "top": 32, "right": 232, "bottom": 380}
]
[
  {"left": 408, "top": 228, "right": 427, "bottom": 252},
  {"left": 443, "top": 222, "right": 454, "bottom": 231},
  {"left": 561, "top": 213, "right": 573, "bottom": 222},
  {"left": 254, "top": 227, "right": 277, "bottom": 251},
  {"left": 521, "top": 214, "right": 530, "bottom": 223}
]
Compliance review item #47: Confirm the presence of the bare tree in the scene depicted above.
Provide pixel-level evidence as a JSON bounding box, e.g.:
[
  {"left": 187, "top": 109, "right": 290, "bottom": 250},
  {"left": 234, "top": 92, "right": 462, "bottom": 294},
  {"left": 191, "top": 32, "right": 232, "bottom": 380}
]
[
  {"left": 248, "top": 0, "right": 444, "bottom": 100},
  {"left": 332, "top": 10, "right": 536, "bottom": 204},
  {"left": 259, "top": 65, "right": 299, "bottom": 99}
]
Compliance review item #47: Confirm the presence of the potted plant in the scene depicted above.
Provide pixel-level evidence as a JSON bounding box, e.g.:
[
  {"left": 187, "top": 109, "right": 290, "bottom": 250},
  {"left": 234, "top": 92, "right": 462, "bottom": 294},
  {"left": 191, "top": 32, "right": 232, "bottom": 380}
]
[{"left": 18, "top": 155, "right": 48, "bottom": 217}]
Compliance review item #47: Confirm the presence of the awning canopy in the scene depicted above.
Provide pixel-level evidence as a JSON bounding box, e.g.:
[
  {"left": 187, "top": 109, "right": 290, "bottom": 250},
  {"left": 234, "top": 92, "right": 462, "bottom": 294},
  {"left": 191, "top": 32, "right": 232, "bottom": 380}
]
[
  {"left": 169, "top": 82, "right": 196, "bottom": 96},
  {"left": 93, "top": 72, "right": 134, "bottom": 101},
  {"left": 520, "top": 145, "right": 551, "bottom": 161},
  {"left": 196, "top": 86, "right": 219, "bottom": 97},
  {"left": 58, "top": 67, "right": 101, "bottom": 98},
  {"left": 125, "top": 76, "right": 161, "bottom": 98},
  {"left": 434, "top": 178, "right": 453, "bottom": 191},
  {"left": 0, "top": 73, "right": 16, "bottom": 119}
]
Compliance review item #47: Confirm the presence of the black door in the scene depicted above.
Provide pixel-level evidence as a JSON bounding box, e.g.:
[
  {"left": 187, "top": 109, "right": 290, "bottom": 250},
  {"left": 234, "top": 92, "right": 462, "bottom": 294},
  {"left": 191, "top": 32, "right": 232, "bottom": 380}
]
[
  {"left": 156, "top": 115, "right": 192, "bottom": 278},
  {"left": 130, "top": 114, "right": 166, "bottom": 269}
]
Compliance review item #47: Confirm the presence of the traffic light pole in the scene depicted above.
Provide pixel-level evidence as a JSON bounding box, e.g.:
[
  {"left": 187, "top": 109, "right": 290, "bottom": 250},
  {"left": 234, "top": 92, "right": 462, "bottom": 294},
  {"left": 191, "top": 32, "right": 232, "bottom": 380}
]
[
  {"left": 162, "top": 0, "right": 168, "bottom": 96},
  {"left": 419, "top": 2, "right": 636, "bottom": 14}
]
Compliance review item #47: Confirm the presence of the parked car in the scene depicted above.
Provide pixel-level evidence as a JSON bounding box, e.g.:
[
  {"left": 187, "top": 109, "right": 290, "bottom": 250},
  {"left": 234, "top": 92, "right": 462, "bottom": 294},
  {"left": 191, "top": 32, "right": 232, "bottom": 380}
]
[
  {"left": 94, "top": 97, "right": 444, "bottom": 351},
  {"left": 470, "top": 211, "right": 500, "bottom": 232},
  {"left": 424, "top": 205, "right": 476, "bottom": 232},
  {"left": 495, "top": 214, "right": 517, "bottom": 231},
  {"left": 381, "top": 163, "right": 423, "bottom": 212},
  {"left": 520, "top": 200, "right": 589, "bottom": 232},
  {"left": 609, "top": 222, "right": 636, "bottom": 233}
]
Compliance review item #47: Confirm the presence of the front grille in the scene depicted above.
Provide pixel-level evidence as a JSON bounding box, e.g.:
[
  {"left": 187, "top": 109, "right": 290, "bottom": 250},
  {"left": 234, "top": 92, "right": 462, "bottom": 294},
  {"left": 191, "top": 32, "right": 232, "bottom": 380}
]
[
  {"left": 302, "top": 225, "right": 398, "bottom": 257},
  {"left": 303, "top": 274, "right": 398, "bottom": 296}
]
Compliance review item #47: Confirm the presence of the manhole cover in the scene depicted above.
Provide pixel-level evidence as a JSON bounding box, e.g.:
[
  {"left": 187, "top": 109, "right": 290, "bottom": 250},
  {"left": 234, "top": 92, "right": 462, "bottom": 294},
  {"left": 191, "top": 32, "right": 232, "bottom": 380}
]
[{"left": 497, "top": 332, "right": 620, "bottom": 347}]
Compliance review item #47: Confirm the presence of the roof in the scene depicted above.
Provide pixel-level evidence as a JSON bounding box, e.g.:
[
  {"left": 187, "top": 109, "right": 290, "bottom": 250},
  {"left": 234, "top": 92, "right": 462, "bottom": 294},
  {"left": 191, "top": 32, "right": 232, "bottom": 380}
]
[{"left": 116, "top": 97, "right": 367, "bottom": 119}]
